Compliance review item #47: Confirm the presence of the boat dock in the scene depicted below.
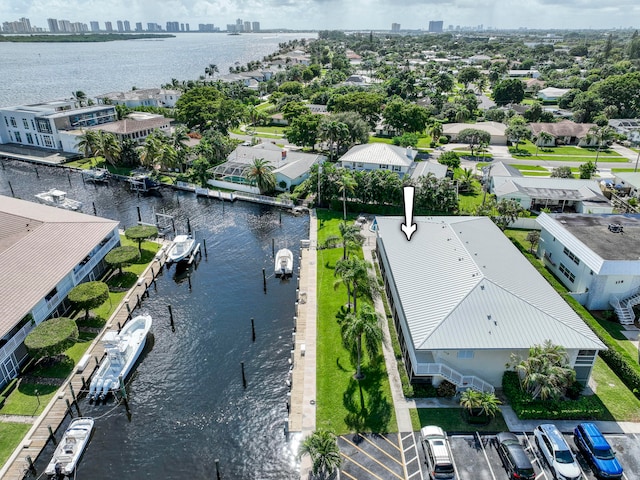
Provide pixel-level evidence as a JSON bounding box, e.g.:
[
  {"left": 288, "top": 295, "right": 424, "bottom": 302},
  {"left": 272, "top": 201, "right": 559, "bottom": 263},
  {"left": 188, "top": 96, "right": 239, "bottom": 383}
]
[
  {"left": 0, "top": 242, "right": 171, "bottom": 480},
  {"left": 287, "top": 210, "right": 317, "bottom": 478}
]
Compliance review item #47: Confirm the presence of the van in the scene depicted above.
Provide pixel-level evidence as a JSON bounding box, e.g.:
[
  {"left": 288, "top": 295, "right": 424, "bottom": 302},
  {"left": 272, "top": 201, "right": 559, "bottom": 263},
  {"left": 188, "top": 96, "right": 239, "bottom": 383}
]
[{"left": 421, "top": 426, "right": 456, "bottom": 480}]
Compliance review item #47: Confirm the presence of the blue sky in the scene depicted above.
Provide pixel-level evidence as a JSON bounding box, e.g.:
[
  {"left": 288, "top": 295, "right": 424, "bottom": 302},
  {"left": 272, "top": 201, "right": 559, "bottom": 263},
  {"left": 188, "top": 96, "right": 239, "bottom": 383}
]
[{"left": 1, "top": 0, "right": 638, "bottom": 31}]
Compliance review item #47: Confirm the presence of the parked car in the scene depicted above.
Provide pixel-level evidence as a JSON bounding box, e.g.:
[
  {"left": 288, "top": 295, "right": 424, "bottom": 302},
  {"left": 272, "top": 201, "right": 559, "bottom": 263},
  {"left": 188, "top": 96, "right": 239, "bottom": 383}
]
[
  {"left": 534, "top": 424, "right": 582, "bottom": 480},
  {"left": 495, "top": 432, "right": 536, "bottom": 480},
  {"left": 421, "top": 426, "right": 456, "bottom": 479},
  {"left": 573, "top": 423, "right": 623, "bottom": 479}
]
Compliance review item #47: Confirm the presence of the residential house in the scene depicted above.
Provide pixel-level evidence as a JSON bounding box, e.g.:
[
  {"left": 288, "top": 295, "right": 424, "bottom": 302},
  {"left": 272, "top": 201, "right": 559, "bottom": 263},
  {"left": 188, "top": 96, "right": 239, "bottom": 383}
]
[
  {"left": 537, "top": 87, "right": 571, "bottom": 102},
  {"left": 375, "top": 215, "right": 605, "bottom": 390},
  {"left": 76, "top": 112, "right": 171, "bottom": 150},
  {"left": 408, "top": 161, "right": 448, "bottom": 181},
  {"left": 612, "top": 172, "right": 640, "bottom": 197},
  {"left": 442, "top": 122, "right": 507, "bottom": 145},
  {"left": 208, "top": 142, "right": 324, "bottom": 193},
  {"left": 96, "top": 88, "right": 182, "bottom": 108},
  {"left": 339, "top": 143, "right": 416, "bottom": 175},
  {"left": 529, "top": 120, "right": 596, "bottom": 146},
  {"left": 0, "top": 100, "right": 117, "bottom": 152},
  {"left": 609, "top": 119, "right": 640, "bottom": 145},
  {"left": 508, "top": 69, "right": 540, "bottom": 79},
  {"left": 0, "top": 195, "right": 120, "bottom": 388},
  {"left": 536, "top": 213, "right": 640, "bottom": 321},
  {"left": 490, "top": 176, "right": 612, "bottom": 213}
]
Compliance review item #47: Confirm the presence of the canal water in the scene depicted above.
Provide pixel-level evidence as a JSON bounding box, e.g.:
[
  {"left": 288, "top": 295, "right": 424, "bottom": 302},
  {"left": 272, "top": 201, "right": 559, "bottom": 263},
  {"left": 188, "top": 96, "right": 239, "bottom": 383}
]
[{"left": 0, "top": 161, "right": 307, "bottom": 479}]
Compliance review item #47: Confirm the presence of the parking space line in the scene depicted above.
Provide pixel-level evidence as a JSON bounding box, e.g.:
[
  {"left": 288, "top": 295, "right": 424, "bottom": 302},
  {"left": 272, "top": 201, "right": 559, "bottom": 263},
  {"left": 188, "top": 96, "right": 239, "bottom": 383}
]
[
  {"left": 397, "top": 432, "right": 410, "bottom": 480},
  {"left": 476, "top": 432, "right": 497, "bottom": 480},
  {"left": 340, "top": 452, "right": 398, "bottom": 480},
  {"left": 340, "top": 436, "right": 405, "bottom": 480},
  {"left": 356, "top": 435, "right": 403, "bottom": 465},
  {"left": 340, "top": 469, "right": 358, "bottom": 480},
  {"left": 382, "top": 434, "right": 403, "bottom": 451},
  {"left": 524, "top": 433, "right": 549, "bottom": 480},
  {"left": 406, "top": 432, "right": 424, "bottom": 480},
  {"left": 407, "top": 469, "right": 422, "bottom": 479}
]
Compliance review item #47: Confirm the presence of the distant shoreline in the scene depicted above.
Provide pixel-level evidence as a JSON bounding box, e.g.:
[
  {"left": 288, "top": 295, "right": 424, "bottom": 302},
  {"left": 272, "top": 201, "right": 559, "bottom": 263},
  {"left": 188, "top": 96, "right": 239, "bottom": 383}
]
[{"left": 0, "top": 33, "right": 176, "bottom": 43}]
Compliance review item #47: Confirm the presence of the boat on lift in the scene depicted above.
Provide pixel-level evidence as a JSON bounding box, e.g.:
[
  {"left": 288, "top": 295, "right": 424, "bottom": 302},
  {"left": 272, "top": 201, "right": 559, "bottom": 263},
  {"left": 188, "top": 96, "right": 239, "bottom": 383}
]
[
  {"left": 167, "top": 234, "right": 196, "bottom": 264},
  {"left": 275, "top": 248, "right": 293, "bottom": 277},
  {"left": 83, "top": 167, "right": 110, "bottom": 184},
  {"left": 34, "top": 189, "right": 83, "bottom": 211},
  {"left": 88, "top": 314, "right": 152, "bottom": 402},
  {"left": 44, "top": 417, "right": 94, "bottom": 477}
]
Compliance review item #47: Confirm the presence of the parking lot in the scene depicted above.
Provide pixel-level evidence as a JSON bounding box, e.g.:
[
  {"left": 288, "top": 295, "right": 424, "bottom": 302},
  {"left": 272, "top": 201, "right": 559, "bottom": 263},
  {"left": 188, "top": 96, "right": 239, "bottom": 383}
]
[{"left": 338, "top": 431, "right": 640, "bottom": 480}]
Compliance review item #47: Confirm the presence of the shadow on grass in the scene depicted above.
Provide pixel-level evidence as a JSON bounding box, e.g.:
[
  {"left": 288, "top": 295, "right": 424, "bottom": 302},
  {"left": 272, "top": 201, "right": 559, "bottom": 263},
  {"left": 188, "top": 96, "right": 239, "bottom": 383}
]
[
  {"left": 29, "top": 355, "right": 74, "bottom": 379},
  {"left": 107, "top": 272, "right": 138, "bottom": 290},
  {"left": 76, "top": 314, "right": 107, "bottom": 329},
  {"left": 17, "top": 382, "right": 58, "bottom": 397},
  {"left": 342, "top": 359, "right": 393, "bottom": 433}
]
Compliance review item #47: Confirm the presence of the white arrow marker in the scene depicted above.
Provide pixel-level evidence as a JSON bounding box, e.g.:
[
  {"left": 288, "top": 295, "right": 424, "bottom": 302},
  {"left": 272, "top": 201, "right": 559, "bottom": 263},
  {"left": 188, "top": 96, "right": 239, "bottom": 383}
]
[{"left": 401, "top": 186, "right": 417, "bottom": 241}]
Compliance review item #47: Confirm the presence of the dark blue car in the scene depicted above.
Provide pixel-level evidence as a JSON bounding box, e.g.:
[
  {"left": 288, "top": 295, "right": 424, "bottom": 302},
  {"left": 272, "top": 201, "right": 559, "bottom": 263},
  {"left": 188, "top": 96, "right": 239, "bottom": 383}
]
[{"left": 573, "top": 423, "right": 623, "bottom": 479}]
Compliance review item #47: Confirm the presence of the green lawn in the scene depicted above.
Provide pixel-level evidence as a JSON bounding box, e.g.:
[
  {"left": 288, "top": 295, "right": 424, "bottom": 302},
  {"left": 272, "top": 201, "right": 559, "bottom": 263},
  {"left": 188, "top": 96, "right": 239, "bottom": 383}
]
[
  {"left": 369, "top": 136, "right": 394, "bottom": 144},
  {"left": 316, "top": 247, "right": 397, "bottom": 434},
  {"left": 508, "top": 164, "right": 548, "bottom": 172},
  {"left": 316, "top": 209, "right": 358, "bottom": 246},
  {"left": 612, "top": 168, "right": 640, "bottom": 173},
  {"left": 0, "top": 423, "right": 31, "bottom": 466},
  {"left": 0, "top": 383, "right": 58, "bottom": 416},
  {"left": 513, "top": 155, "right": 621, "bottom": 163},
  {"left": 410, "top": 408, "right": 509, "bottom": 433},
  {"left": 591, "top": 358, "right": 640, "bottom": 422},
  {"left": 247, "top": 125, "right": 287, "bottom": 135},
  {"left": 457, "top": 184, "right": 485, "bottom": 214},
  {"left": 521, "top": 171, "right": 552, "bottom": 177},
  {"left": 514, "top": 141, "right": 621, "bottom": 157}
]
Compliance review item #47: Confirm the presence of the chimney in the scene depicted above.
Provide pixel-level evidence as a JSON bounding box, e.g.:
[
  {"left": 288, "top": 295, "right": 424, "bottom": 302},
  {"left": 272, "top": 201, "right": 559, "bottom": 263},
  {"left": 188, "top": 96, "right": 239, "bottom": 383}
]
[
  {"left": 282, "top": 149, "right": 287, "bottom": 160},
  {"left": 406, "top": 146, "right": 415, "bottom": 160}
]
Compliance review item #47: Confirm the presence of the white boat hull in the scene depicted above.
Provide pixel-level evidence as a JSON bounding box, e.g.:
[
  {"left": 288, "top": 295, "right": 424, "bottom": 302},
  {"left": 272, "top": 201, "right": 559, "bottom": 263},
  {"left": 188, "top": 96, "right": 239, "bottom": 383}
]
[
  {"left": 45, "top": 417, "right": 94, "bottom": 476},
  {"left": 275, "top": 248, "right": 294, "bottom": 277},
  {"left": 167, "top": 235, "right": 196, "bottom": 263},
  {"left": 88, "top": 314, "right": 152, "bottom": 401}
]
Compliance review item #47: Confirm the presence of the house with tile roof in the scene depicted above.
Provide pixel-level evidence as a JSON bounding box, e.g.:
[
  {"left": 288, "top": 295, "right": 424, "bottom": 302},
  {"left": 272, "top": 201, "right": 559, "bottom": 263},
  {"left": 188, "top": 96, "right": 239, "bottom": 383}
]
[
  {"left": 0, "top": 196, "right": 120, "bottom": 388},
  {"left": 375, "top": 215, "right": 605, "bottom": 390},
  {"left": 529, "top": 120, "right": 597, "bottom": 146},
  {"left": 536, "top": 213, "right": 640, "bottom": 322}
]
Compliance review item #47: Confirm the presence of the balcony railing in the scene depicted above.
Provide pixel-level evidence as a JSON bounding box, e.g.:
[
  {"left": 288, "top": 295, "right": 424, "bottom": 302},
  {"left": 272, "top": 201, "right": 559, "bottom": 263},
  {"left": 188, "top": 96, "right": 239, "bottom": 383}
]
[
  {"left": 415, "top": 362, "right": 494, "bottom": 393},
  {"left": 0, "top": 322, "right": 34, "bottom": 365}
]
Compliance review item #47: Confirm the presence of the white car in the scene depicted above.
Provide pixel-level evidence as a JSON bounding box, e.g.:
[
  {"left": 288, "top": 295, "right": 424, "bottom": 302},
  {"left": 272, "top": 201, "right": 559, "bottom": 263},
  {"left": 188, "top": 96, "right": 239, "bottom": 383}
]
[
  {"left": 534, "top": 424, "right": 582, "bottom": 480},
  {"left": 421, "top": 426, "right": 456, "bottom": 479}
]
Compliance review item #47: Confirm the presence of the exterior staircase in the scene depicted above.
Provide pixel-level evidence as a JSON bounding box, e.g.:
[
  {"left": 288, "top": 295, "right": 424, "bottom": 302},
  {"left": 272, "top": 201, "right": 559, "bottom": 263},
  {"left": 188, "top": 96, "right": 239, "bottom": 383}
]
[
  {"left": 610, "top": 288, "right": 640, "bottom": 325},
  {"left": 416, "top": 362, "right": 495, "bottom": 393}
]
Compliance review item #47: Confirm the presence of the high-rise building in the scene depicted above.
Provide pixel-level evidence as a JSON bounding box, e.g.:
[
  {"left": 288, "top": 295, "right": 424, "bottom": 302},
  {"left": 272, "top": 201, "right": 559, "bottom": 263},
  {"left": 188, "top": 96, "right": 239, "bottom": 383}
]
[
  {"left": 90, "top": 21, "right": 100, "bottom": 32},
  {"left": 124, "top": 20, "right": 131, "bottom": 31},
  {"left": 47, "top": 18, "right": 59, "bottom": 32},
  {"left": 117, "top": 20, "right": 123, "bottom": 32},
  {"left": 226, "top": 24, "right": 236, "bottom": 33},
  {"left": 244, "top": 21, "right": 251, "bottom": 32},
  {"left": 166, "top": 21, "right": 180, "bottom": 32},
  {"left": 391, "top": 22, "right": 400, "bottom": 32},
  {"left": 236, "top": 18, "right": 243, "bottom": 32},
  {"left": 70, "top": 22, "right": 87, "bottom": 32},
  {"left": 186, "top": 23, "right": 190, "bottom": 31},
  {"left": 58, "top": 19, "right": 71, "bottom": 32},
  {"left": 252, "top": 21, "right": 260, "bottom": 32},
  {"left": 105, "top": 21, "right": 113, "bottom": 32},
  {"left": 20, "top": 18, "right": 31, "bottom": 32},
  {"left": 428, "top": 20, "right": 443, "bottom": 33},
  {"left": 135, "top": 22, "right": 143, "bottom": 32},
  {"left": 147, "top": 23, "right": 161, "bottom": 31}
]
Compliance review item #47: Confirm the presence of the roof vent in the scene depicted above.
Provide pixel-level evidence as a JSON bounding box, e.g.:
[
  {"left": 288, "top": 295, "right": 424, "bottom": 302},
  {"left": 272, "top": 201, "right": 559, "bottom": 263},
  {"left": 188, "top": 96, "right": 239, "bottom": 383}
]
[
  {"left": 480, "top": 284, "right": 485, "bottom": 290},
  {"left": 608, "top": 223, "right": 624, "bottom": 233},
  {"left": 487, "top": 314, "right": 491, "bottom": 320}
]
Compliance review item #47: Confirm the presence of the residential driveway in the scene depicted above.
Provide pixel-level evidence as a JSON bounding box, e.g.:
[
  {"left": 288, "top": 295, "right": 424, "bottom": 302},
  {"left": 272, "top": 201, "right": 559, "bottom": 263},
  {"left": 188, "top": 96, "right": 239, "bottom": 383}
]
[{"left": 338, "top": 432, "right": 424, "bottom": 480}]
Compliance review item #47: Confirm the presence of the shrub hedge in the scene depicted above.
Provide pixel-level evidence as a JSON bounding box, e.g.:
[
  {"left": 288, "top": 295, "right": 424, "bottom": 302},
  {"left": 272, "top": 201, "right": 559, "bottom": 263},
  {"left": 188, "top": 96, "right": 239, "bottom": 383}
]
[{"left": 503, "top": 371, "right": 606, "bottom": 420}]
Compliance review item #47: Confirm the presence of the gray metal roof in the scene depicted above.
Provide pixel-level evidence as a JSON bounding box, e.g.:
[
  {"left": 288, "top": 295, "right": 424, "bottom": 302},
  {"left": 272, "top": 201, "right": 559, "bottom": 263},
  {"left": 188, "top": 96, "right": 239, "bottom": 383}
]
[
  {"left": 375, "top": 215, "right": 605, "bottom": 351},
  {"left": 486, "top": 161, "right": 523, "bottom": 178},
  {"left": 409, "top": 161, "right": 448, "bottom": 180},
  {"left": 0, "top": 196, "right": 119, "bottom": 338},
  {"left": 537, "top": 213, "right": 640, "bottom": 269},
  {"left": 493, "top": 177, "right": 608, "bottom": 202}
]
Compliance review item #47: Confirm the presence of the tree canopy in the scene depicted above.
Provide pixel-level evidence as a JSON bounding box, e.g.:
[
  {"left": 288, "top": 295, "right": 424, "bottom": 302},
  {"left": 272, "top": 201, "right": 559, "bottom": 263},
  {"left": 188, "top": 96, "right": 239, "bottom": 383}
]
[
  {"left": 125, "top": 225, "right": 159, "bottom": 253},
  {"left": 105, "top": 245, "right": 140, "bottom": 275},
  {"left": 25, "top": 317, "right": 78, "bottom": 360},
  {"left": 68, "top": 281, "right": 109, "bottom": 321},
  {"left": 492, "top": 78, "right": 525, "bottom": 106}
]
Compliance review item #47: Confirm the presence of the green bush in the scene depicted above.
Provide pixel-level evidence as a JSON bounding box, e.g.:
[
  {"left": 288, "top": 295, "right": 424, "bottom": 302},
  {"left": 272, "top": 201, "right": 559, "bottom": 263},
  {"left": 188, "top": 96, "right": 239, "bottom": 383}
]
[
  {"left": 0, "top": 378, "right": 19, "bottom": 407},
  {"left": 438, "top": 136, "right": 449, "bottom": 144},
  {"left": 413, "top": 384, "right": 437, "bottom": 397},
  {"left": 503, "top": 371, "right": 606, "bottom": 420}
]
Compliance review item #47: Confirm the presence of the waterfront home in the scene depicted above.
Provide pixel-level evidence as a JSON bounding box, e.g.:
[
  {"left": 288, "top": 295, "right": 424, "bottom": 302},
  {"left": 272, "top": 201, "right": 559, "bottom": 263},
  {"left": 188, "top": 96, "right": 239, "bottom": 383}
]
[
  {"left": 0, "top": 195, "right": 119, "bottom": 388},
  {"left": 536, "top": 213, "right": 640, "bottom": 319},
  {"left": 0, "top": 100, "right": 117, "bottom": 153},
  {"left": 338, "top": 143, "right": 416, "bottom": 175},
  {"left": 88, "top": 112, "right": 171, "bottom": 146},
  {"left": 489, "top": 176, "right": 613, "bottom": 214},
  {"left": 208, "top": 142, "right": 325, "bottom": 193},
  {"left": 375, "top": 215, "right": 605, "bottom": 390},
  {"left": 96, "top": 88, "right": 182, "bottom": 108}
]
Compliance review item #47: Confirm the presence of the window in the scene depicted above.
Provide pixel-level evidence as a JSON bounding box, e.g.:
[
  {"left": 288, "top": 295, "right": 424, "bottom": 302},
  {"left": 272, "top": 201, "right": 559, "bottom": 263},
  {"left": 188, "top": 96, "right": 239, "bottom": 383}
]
[
  {"left": 26, "top": 133, "right": 33, "bottom": 144},
  {"left": 31, "top": 120, "right": 35, "bottom": 129},
  {"left": 22, "top": 118, "right": 29, "bottom": 129},
  {"left": 457, "top": 350, "right": 474, "bottom": 359},
  {"left": 14, "top": 131, "right": 22, "bottom": 143},
  {"left": 43, "top": 136, "right": 53, "bottom": 147},
  {"left": 563, "top": 247, "right": 580, "bottom": 265},
  {"left": 45, "top": 287, "right": 58, "bottom": 302},
  {"left": 393, "top": 165, "right": 402, "bottom": 172},
  {"left": 379, "top": 164, "right": 388, "bottom": 169},
  {"left": 559, "top": 263, "right": 575, "bottom": 283},
  {"left": 36, "top": 119, "right": 53, "bottom": 134},
  {"left": 3, "top": 117, "right": 7, "bottom": 127},
  {"left": 10, "top": 117, "right": 16, "bottom": 127}
]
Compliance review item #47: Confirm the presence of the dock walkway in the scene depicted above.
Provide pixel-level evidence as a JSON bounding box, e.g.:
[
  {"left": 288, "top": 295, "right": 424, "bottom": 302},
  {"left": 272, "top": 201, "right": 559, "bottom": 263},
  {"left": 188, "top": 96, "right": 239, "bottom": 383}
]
[{"left": 0, "top": 241, "right": 170, "bottom": 480}]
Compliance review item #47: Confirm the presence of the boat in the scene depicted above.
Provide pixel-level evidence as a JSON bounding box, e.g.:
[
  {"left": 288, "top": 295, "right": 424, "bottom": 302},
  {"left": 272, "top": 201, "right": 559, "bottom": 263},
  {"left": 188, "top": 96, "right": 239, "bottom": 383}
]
[
  {"left": 88, "top": 314, "right": 153, "bottom": 402},
  {"left": 167, "top": 234, "right": 196, "bottom": 264},
  {"left": 129, "top": 174, "right": 160, "bottom": 193},
  {"left": 82, "top": 167, "right": 110, "bottom": 184},
  {"left": 275, "top": 248, "right": 294, "bottom": 277},
  {"left": 34, "top": 189, "right": 83, "bottom": 211},
  {"left": 44, "top": 417, "right": 94, "bottom": 477}
]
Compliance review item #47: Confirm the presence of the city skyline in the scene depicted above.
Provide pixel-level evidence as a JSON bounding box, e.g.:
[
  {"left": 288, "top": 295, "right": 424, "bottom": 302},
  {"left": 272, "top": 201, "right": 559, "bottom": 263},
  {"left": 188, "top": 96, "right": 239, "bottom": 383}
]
[{"left": 0, "top": 0, "right": 639, "bottom": 32}]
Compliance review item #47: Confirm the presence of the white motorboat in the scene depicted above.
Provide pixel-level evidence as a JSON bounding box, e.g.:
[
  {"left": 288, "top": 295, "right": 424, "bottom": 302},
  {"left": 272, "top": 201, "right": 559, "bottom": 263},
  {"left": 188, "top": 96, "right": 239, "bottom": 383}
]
[
  {"left": 83, "top": 167, "right": 110, "bottom": 183},
  {"left": 35, "top": 189, "right": 83, "bottom": 211},
  {"left": 275, "top": 248, "right": 294, "bottom": 277},
  {"left": 88, "top": 314, "right": 152, "bottom": 402},
  {"left": 167, "top": 235, "right": 196, "bottom": 264},
  {"left": 44, "top": 417, "right": 94, "bottom": 477}
]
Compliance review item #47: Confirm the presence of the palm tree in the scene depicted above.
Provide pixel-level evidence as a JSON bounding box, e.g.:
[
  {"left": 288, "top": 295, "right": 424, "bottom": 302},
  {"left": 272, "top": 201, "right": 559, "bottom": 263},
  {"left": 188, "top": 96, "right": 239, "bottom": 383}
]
[
  {"left": 459, "top": 388, "right": 483, "bottom": 416},
  {"left": 514, "top": 340, "right": 575, "bottom": 400},
  {"left": 337, "top": 172, "right": 356, "bottom": 220},
  {"left": 72, "top": 90, "right": 87, "bottom": 107},
  {"left": 457, "top": 168, "right": 475, "bottom": 193},
  {"left": 94, "top": 131, "right": 121, "bottom": 167},
  {"left": 535, "top": 131, "right": 554, "bottom": 156},
  {"left": 429, "top": 121, "right": 444, "bottom": 144},
  {"left": 319, "top": 120, "right": 350, "bottom": 161},
  {"left": 341, "top": 303, "right": 382, "bottom": 379},
  {"left": 479, "top": 392, "right": 501, "bottom": 417},
  {"left": 338, "top": 221, "right": 364, "bottom": 260},
  {"left": 171, "top": 126, "right": 190, "bottom": 172},
  {"left": 76, "top": 129, "right": 100, "bottom": 159},
  {"left": 334, "top": 257, "right": 372, "bottom": 313},
  {"left": 205, "top": 63, "right": 219, "bottom": 79},
  {"left": 587, "top": 126, "right": 615, "bottom": 168},
  {"left": 298, "top": 430, "right": 342, "bottom": 480},
  {"left": 140, "top": 134, "right": 164, "bottom": 169},
  {"left": 243, "top": 157, "right": 276, "bottom": 194}
]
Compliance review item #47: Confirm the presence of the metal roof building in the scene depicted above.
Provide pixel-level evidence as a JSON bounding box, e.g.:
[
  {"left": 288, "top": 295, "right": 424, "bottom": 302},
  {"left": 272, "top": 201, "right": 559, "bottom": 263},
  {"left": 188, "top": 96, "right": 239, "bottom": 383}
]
[{"left": 375, "top": 215, "right": 604, "bottom": 390}]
